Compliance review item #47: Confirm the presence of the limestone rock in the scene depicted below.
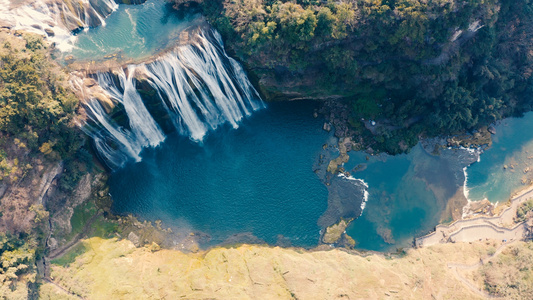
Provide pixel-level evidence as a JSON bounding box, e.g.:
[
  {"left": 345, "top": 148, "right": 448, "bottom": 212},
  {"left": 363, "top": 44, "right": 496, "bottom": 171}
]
[
  {"left": 83, "top": 78, "right": 97, "bottom": 87},
  {"left": 127, "top": 232, "right": 140, "bottom": 247},
  {"left": 322, "top": 219, "right": 353, "bottom": 244},
  {"left": 44, "top": 28, "right": 54, "bottom": 37},
  {"left": 93, "top": 92, "right": 115, "bottom": 114}
]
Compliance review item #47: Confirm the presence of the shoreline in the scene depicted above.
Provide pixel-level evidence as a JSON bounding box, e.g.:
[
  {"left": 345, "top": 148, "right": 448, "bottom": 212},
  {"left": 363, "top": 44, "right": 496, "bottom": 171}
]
[{"left": 415, "top": 182, "right": 533, "bottom": 248}]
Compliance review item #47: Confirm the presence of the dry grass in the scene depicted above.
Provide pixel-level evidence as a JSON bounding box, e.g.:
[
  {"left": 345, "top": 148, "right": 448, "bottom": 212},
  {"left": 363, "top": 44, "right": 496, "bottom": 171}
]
[{"left": 39, "top": 237, "right": 526, "bottom": 299}]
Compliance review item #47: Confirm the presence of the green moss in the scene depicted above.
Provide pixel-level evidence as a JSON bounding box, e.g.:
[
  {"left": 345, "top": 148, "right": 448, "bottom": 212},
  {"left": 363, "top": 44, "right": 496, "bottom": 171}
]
[
  {"left": 68, "top": 201, "right": 98, "bottom": 241},
  {"left": 90, "top": 215, "right": 119, "bottom": 239},
  {"left": 67, "top": 200, "right": 118, "bottom": 241},
  {"left": 51, "top": 242, "right": 87, "bottom": 267}
]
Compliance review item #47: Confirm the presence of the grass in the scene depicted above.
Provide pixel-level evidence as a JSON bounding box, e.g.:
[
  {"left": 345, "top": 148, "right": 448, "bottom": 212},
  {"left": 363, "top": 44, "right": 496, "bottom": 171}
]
[
  {"left": 43, "top": 237, "right": 517, "bottom": 299},
  {"left": 90, "top": 215, "right": 118, "bottom": 239},
  {"left": 50, "top": 242, "right": 88, "bottom": 267},
  {"left": 66, "top": 200, "right": 118, "bottom": 241},
  {"left": 66, "top": 201, "right": 98, "bottom": 242}
]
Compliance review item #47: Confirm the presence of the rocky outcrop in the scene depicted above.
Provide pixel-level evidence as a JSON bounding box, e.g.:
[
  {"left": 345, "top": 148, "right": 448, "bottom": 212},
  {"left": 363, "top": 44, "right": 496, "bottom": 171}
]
[
  {"left": 0, "top": 160, "right": 62, "bottom": 233},
  {"left": 321, "top": 218, "right": 354, "bottom": 246},
  {"left": 70, "top": 72, "right": 117, "bottom": 114}
]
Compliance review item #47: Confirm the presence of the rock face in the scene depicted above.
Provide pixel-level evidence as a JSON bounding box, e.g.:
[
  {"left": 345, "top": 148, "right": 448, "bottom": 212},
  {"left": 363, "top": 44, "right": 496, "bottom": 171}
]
[
  {"left": 0, "top": 161, "right": 61, "bottom": 233},
  {"left": 127, "top": 231, "right": 140, "bottom": 246},
  {"left": 70, "top": 72, "right": 117, "bottom": 114}
]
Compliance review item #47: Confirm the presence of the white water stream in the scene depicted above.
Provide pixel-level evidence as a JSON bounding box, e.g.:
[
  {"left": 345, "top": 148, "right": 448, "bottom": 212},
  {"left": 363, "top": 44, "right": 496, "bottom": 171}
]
[{"left": 83, "top": 29, "right": 264, "bottom": 169}]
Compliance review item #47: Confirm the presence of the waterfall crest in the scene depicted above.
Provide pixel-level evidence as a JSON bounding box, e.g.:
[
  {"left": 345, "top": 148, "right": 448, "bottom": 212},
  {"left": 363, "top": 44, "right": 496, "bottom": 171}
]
[
  {"left": 79, "top": 28, "right": 264, "bottom": 169},
  {"left": 0, "top": 0, "right": 118, "bottom": 51}
]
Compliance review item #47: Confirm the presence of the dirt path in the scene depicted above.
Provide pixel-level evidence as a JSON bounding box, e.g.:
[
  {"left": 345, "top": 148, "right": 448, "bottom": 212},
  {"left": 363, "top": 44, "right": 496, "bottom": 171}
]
[
  {"left": 41, "top": 211, "right": 102, "bottom": 298},
  {"left": 447, "top": 240, "right": 518, "bottom": 299},
  {"left": 48, "top": 211, "right": 102, "bottom": 260},
  {"left": 43, "top": 277, "right": 86, "bottom": 300}
]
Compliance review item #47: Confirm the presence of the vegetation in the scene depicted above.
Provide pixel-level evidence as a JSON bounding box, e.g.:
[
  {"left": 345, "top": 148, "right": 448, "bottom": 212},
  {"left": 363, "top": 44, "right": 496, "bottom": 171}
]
[
  {"left": 40, "top": 237, "right": 528, "bottom": 299},
  {"left": 0, "top": 33, "right": 92, "bottom": 189},
  {"left": 50, "top": 242, "right": 88, "bottom": 267},
  {"left": 0, "top": 32, "right": 94, "bottom": 293},
  {"left": 0, "top": 34, "right": 81, "bottom": 161},
  {"left": 480, "top": 242, "right": 533, "bottom": 298},
  {"left": 0, "top": 204, "right": 48, "bottom": 292},
  {"left": 194, "top": 0, "right": 533, "bottom": 153},
  {"left": 516, "top": 199, "right": 533, "bottom": 223}
]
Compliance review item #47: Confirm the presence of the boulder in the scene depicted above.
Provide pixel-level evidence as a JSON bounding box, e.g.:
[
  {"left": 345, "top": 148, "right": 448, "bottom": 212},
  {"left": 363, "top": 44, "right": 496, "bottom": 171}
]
[
  {"left": 83, "top": 78, "right": 97, "bottom": 87},
  {"left": 44, "top": 28, "right": 55, "bottom": 37},
  {"left": 93, "top": 92, "right": 115, "bottom": 114},
  {"left": 127, "top": 232, "right": 140, "bottom": 247}
]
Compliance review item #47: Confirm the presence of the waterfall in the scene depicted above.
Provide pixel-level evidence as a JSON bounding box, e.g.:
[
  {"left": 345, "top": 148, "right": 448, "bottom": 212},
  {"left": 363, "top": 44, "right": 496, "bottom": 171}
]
[
  {"left": 0, "top": 0, "right": 117, "bottom": 51},
  {"left": 82, "top": 28, "right": 264, "bottom": 169},
  {"left": 97, "top": 67, "right": 165, "bottom": 148}
]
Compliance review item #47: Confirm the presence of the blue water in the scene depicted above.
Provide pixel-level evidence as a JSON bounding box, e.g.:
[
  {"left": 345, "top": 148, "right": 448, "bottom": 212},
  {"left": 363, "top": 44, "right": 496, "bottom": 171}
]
[
  {"left": 466, "top": 112, "right": 533, "bottom": 202},
  {"left": 108, "top": 108, "right": 533, "bottom": 251},
  {"left": 91, "top": 0, "right": 533, "bottom": 251},
  {"left": 344, "top": 145, "right": 449, "bottom": 251},
  {"left": 67, "top": 0, "right": 200, "bottom": 62},
  {"left": 344, "top": 112, "right": 533, "bottom": 251},
  {"left": 109, "top": 101, "right": 329, "bottom": 247}
]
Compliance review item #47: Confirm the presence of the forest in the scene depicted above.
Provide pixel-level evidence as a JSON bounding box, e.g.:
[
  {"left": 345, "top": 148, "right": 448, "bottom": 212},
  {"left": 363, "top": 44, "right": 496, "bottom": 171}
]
[
  {"left": 0, "top": 33, "right": 90, "bottom": 293},
  {"left": 192, "top": 0, "right": 533, "bottom": 153}
]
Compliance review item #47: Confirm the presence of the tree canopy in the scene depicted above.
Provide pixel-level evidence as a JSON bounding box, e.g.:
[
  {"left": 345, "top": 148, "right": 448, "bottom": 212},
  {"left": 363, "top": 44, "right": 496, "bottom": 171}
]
[{"left": 198, "top": 0, "right": 533, "bottom": 153}]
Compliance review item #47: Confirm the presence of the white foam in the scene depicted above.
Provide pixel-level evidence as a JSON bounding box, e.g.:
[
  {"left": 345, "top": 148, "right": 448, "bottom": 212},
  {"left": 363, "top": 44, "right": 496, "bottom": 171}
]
[
  {"left": 337, "top": 173, "right": 369, "bottom": 215},
  {"left": 361, "top": 190, "right": 369, "bottom": 215},
  {"left": 462, "top": 166, "right": 470, "bottom": 201},
  {"left": 460, "top": 146, "right": 482, "bottom": 210},
  {"left": 78, "top": 28, "right": 264, "bottom": 168},
  {"left": 0, "top": 0, "right": 117, "bottom": 52},
  {"left": 337, "top": 173, "right": 369, "bottom": 188}
]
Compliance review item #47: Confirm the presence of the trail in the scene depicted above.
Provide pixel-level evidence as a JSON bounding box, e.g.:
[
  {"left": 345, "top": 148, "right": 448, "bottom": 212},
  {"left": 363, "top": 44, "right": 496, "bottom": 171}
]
[
  {"left": 48, "top": 211, "right": 102, "bottom": 260},
  {"left": 41, "top": 211, "right": 102, "bottom": 299},
  {"left": 447, "top": 240, "right": 519, "bottom": 299},
  {"left": 43, "top": 277, "right": 86, "bottom": 300},
  {"left": 416, "top": 187, "right": 533, "bottom": 247}
]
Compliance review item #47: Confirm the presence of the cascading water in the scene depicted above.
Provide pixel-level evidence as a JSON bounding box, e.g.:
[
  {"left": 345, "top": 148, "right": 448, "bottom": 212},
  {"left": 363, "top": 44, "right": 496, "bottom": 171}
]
[
  {"left": 143, "top": 29, "right": 263, "bottom": 140},
  {"left": 82, "top": 28, "right": 264, "bottom": 169},
  {"left": 0, "top": 0, "right": 117, "bottom": 51}
]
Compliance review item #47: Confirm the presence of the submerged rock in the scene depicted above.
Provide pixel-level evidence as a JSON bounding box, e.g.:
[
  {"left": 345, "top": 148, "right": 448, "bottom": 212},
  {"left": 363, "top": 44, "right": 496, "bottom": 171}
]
[{"left": 318, "top": 174, "right": 368, "bottom": 231}]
